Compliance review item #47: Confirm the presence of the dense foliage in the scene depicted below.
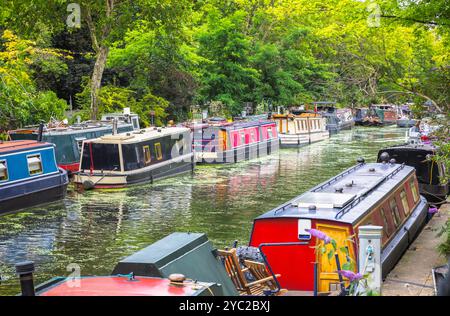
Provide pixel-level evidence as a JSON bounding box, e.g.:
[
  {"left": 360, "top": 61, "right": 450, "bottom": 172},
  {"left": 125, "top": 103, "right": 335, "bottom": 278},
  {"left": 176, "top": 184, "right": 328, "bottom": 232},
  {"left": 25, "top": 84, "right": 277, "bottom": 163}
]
[{"left": 0, "top": 0, "right": 449, "bottom": 127}]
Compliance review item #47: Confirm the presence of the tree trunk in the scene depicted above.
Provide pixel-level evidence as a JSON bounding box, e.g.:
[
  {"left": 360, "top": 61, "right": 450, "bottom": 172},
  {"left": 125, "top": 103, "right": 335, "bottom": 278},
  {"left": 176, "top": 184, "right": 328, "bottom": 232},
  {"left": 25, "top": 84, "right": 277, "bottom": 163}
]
[{"left": 90, "top": 45, "right": 109, "bottom": 120}]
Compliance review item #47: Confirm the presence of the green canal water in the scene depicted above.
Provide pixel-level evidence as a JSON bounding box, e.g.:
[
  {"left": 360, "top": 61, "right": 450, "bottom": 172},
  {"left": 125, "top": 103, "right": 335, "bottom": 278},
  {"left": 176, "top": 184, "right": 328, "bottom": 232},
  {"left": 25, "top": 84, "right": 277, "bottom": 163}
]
[{"left": 0, "top": 126, "right": 407, "bottom": 295}]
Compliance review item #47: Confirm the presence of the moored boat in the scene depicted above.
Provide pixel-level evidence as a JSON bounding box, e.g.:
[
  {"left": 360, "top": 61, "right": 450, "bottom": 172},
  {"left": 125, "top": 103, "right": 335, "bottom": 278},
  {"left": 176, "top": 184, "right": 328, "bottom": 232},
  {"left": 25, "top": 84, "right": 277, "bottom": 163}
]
[
  {"left": 377, "top": 145, "right": 449, "bottom": 204},
  {"left": 73, "top": 127, "right": 194, "bottom": 189},
  {"left": 0, "top": 140, "right": 69, "bottom": 215},
  {"left": 371, "top": 104, "right": 399, "bottom": 125},
  {"left": 272, "top": 111, "right": 329, "bottom": 147},
  {"left": 248, "top": 158, "right": 428, "bottom": 292},
  {"left": 189, "top": 119, "right": 279, "bottom": 164}
]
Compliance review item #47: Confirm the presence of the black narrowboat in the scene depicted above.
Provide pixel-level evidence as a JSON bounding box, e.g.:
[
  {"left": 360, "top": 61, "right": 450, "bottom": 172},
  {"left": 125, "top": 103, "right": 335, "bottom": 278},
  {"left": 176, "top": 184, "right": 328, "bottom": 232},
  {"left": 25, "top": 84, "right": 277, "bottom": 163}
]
[
  {"left": 249, "top": 158, "right": 428, "bottom": 292},
  {"left": 0, "top": 140, "right": 69, "bottom": 215},
  {"left": 377, "top": 144, "right": 449, "bottom": 204},
  {"left": 74, "top": 127, "right": 194, "bottom": 189}
]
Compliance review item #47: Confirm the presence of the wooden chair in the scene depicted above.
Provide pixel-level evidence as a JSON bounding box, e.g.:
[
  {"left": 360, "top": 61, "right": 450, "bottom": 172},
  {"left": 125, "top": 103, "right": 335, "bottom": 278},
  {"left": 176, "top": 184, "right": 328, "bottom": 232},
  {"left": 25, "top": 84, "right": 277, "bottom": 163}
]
[{"left": 216, "top": 248, "right": 286, "bottom": 296}]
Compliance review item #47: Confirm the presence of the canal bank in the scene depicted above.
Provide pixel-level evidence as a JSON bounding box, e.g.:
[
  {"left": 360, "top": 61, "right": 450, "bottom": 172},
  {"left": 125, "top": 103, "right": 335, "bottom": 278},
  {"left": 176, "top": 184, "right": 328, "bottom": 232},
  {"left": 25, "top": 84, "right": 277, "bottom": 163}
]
[{"left": 382, "top": 199, "right": 449, "bottom": 296}]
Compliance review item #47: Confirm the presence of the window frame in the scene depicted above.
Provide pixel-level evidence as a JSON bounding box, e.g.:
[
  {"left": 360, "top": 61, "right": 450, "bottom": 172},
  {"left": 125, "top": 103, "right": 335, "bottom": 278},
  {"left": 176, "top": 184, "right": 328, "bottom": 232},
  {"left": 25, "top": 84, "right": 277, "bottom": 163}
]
[
  {"left": 27, "top": 154, "right": 43, "bottom": 176},
  {"left": 380, "top": 207, "right": 391, "bottom": 237},
  {"left": 143, "top": 145, "right": 151, "bottom": 165},
  {"left": 154, "top": 143, "right": 163, "bottom": 161},
  {"left": 390, "top": 199, "right": 401, "bottom": 228},
  {"left": 400, "top": 190, "right": 409, "bottom": 216},
  {"left": 410, "top": 179, "right": 419, "bottom": 202},
  {"left": 0, "top": 160, "right": 8, "bottom": 182}
]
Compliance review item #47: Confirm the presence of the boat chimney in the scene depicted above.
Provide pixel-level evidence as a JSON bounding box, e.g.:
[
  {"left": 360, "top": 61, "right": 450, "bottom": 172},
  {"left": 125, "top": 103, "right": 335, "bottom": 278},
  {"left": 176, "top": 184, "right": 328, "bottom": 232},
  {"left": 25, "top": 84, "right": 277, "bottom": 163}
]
[
  {"left": 37, "top": 122, "right": 44, "bottom": 142},
  {"left": 112, "top": 118, "right": 118, "bottom": 135},
  {"left": 15, "top": 261, "right": 36, "bottom": 296}
]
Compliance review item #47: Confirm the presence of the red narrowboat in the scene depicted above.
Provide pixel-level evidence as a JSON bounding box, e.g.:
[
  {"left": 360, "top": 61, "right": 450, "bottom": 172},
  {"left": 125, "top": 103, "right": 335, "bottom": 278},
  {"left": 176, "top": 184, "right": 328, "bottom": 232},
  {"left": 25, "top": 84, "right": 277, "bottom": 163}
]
[{"left": 249, "top": 158, "right": 428, "bottom": 293}]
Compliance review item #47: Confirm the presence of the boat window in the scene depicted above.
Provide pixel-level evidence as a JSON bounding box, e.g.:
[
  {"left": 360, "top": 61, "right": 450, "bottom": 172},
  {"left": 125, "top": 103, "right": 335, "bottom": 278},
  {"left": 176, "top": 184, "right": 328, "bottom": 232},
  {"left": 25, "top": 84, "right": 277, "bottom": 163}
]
[
  {"left": 410, "top": 179, "right": 419, "bottom": 202},
  {"left": 143, "top": 145, "right": 151, "bottom": 165},
  {"left": 267, "top": 127, "right": 273, "bottom": 138},
  {"left": 155, "top": 143, "right": 163, "bottom": 160},
  {"left": 75, "top": 137, "right": 86, "bottom": 153},
  {"left": 0, "top": 160, "right": 8, "bottom": 181},
  {"left": 80, "top": 143, "right": 120, "bottom": 171},
  {"left": 390, "top": 199, "right": 401, "bottom": 227},
  {"left": 27, "top": 154, "right": 43, "bottom": 175},
  {"left": 380, "top": 208, "right": 391, "bottom": 237},
  {"left": 400, "top": 190, "right": 409, "bottom": 216},
  {"left": 132, "top": 117, "right": 139, "bottom": 129}
]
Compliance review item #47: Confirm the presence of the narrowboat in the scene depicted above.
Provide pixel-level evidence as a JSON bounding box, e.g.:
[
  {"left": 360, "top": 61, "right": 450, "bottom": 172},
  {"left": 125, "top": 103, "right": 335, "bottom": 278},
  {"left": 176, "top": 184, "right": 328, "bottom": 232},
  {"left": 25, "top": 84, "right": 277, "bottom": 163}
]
[
  {"left": 314, "top": 104, "right": 355, "bottom": 134},
  {"left": 8, "top": 119, "right": 135, "bottom": 174},
  {"left": 272, "top": 112, "right": 329, "bottom": 147},
  {"left": 377, "top": 145, "right": 449, "bottom": 204},
  {"left": 371, "top": 104, "right": 399, "bottom": 125},
  {"left": 189, "top": 119, "right": 279, "bottom": 164},
  {"left": 0, "top": 140, "right": 69, "bottom": 215},
  {"left": 73, "top": 127, "right": 194, "bottom": 189},
  {"left": 336, "top": 108, "right": 355, "bottom": 131},
  {"left": 249, "top": 158, "right": 428, "bottom": 292}
]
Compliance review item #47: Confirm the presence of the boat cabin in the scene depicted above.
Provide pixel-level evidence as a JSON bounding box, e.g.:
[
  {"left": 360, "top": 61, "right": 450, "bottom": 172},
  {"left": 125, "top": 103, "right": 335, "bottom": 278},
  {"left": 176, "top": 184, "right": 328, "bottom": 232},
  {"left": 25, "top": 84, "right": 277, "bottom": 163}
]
[
  {"left": 74, "top": 127, "right": 194, "bottom": 189},
  {"left": 8, "top": 121, "right": 135, "bottom": 173},
  {"left": 0, "top": 140, "right": 68, "bottom": 214},
  {"left": 249, "top": 160, "right": 428, "bottom": 293},
  {"left": 272, "top": 112, "right": 329, "bottom": 147}
]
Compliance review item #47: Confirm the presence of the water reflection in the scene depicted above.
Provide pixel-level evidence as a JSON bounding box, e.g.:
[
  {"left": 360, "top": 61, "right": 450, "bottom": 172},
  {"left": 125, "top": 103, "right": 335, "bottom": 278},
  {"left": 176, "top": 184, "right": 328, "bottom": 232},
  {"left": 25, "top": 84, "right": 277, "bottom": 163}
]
[{"left": 0, "top": 126, "right": 406, "bottom": 295}]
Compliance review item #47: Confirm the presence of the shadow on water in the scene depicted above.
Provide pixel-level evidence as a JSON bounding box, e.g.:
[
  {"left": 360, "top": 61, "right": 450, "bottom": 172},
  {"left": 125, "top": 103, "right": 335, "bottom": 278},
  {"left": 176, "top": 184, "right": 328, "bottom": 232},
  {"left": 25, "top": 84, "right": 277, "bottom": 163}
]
[{"left": 0, "top": 126, "right": 407, "bottom": 295}]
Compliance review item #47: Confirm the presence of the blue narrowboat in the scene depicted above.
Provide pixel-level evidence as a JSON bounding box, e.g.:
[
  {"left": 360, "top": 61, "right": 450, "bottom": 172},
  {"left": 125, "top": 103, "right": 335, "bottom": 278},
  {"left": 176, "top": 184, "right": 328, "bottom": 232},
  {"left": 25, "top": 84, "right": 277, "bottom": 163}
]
[{"left": 0, "top": 140, "right": 69, "bottom": 215}]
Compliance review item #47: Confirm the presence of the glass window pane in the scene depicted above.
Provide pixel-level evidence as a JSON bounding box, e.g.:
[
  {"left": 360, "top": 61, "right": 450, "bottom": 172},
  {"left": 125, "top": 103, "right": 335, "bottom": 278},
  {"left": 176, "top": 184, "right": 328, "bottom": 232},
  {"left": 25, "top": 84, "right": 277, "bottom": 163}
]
[
  {"left": 0, "top": 161, "right": 8, "bottom": 181},
  {"left": 27, "top": 155, "right": 43, "bottom": 175}
]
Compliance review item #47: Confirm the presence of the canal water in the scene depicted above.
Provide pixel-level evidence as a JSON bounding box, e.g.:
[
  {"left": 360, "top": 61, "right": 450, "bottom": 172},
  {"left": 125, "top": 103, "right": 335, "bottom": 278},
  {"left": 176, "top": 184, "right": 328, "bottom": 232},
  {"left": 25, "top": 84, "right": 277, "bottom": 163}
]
[{"left": 0, "top": 126, "right": 407, "bottom": 295}]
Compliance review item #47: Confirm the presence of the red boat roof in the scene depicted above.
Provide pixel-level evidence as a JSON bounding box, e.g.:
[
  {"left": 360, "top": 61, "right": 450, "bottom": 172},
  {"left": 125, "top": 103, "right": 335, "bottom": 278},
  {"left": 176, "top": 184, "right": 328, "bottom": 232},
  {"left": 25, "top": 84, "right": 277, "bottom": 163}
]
[
  {"left": 0, "top": 140, "right": 52, "bottom": 154},
  {"left": 38, "top": 276, "right": 207, "bottom": 296}
]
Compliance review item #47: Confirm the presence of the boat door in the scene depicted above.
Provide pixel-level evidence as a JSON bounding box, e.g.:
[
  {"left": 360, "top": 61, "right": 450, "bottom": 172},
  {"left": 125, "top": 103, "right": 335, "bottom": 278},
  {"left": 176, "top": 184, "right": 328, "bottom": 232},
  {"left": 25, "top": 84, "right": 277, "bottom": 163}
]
[{"left": 315, "top": 222, "right": 356, "bottom": 293}]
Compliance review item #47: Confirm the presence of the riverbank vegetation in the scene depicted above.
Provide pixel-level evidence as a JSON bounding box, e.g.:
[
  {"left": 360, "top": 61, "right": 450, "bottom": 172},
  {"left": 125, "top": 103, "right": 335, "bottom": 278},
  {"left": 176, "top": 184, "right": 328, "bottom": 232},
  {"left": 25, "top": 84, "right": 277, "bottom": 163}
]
[{"left": 1, "top": 0, "right": 449, "bottom": 129}]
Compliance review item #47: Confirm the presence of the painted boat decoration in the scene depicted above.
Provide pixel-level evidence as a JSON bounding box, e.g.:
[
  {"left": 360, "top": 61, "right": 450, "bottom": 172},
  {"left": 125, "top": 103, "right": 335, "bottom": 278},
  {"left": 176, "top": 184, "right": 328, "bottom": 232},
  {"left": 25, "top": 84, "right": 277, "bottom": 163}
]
[
  {"left": 0, "top": 140, "right": 69, "bottom": 215},
  {"left": 74, "top": 127, "right": 194, "bottom": 189},
  {"left": 8, "top": 119, "right": 136, "bottom": 174},
  {"left": 248, "top": 158, "right": 428, "bottom": 292},
  {"left": 272, "top": 111, "right": 329, "bottom": 147},
  {"left": 189, "top": 119, "right": 279, "bottom": 164},
  {"left": 377, "top": 145, "right": 449, "bottom": 204}
]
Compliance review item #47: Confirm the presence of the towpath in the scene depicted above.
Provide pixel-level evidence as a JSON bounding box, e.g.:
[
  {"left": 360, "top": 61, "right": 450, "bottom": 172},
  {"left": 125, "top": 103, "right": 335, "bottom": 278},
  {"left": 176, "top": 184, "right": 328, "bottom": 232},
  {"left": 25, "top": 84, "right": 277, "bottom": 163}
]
[{"left": 382, "top": 200, "right": 449, "bottom": 296}]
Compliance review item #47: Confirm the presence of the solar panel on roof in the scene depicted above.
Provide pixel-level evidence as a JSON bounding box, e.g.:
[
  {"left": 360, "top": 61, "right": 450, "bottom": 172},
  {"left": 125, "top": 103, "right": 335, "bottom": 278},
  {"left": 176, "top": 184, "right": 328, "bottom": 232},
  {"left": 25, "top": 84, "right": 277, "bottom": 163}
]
[{"left": 293, "top": 192, "right": 356, "bottom": 209}]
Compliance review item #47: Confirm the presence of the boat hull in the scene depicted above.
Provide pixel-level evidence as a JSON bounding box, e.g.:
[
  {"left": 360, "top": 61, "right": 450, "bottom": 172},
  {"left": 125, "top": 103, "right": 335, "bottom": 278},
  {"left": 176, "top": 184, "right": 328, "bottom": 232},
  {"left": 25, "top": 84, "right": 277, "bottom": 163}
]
[
  {"left": 381, "top": 196, "right": 429, "bottom": 279},
  {"left": 279, "top": 131, "right": 329, "bottom": 148},
  {"left": 195, "top": 139, "right": 279, "bottom": 164},
  {"left": 397, "top": 119, "right": 416, "bottom": 128},
  {"left": 0, "top": 169, "right": 69, "bottom": 215},
  {"left": 74, "top": 154, "right": 195, "bottom": 189}
]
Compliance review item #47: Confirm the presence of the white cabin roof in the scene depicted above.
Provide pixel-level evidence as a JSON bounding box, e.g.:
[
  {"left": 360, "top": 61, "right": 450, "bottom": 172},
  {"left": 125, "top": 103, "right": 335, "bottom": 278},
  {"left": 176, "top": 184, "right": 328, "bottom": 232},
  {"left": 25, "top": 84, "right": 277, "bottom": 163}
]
[{"left": 90, "top": 127, "right": 190, "bottom": 144}]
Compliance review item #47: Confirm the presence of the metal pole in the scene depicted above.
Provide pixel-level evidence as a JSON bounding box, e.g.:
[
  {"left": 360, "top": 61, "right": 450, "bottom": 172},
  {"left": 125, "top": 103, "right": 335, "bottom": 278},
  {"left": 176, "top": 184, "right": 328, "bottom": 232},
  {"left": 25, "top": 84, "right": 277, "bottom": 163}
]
[
  {"left": 313, "top": 262, "right": 318, "bottom": 296},
  {"left": 15, "top": 261, "right": 35, "bottom": 296},
  {"left": 358, "top": 225, "right": 383, "bottom": 295}
]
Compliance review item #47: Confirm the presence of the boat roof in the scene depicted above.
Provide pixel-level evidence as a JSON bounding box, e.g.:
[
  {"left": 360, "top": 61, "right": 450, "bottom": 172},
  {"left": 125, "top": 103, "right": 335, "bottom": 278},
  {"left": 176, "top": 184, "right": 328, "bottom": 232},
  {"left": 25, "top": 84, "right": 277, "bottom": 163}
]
[
  {"left": 0, "top": 140, "right": 53, "bottom": 155},
  {"left": 88, "top": 127, "right": 190, "bottom": 144},
  {"left": 9, "top": 121, "right": 133, "bottom": 136},
  {"left": 38, "top": 276, "right": 208, "bottom": 296},
  {"left": 379, "top": 143, "right": 437, "bottom": 154},
  {"left": 255, "top": 162, "right": 416, "bottom": 224}
]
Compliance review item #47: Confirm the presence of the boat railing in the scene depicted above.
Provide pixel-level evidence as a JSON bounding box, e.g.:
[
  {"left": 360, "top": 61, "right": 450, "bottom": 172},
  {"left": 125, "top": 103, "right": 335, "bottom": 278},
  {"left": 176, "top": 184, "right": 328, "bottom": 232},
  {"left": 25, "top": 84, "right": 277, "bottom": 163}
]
[
  {"left": 257, "top": 242, "right": 309, "bottom": 295},
  {"left": 273, "top": 202, "right": 293, "bottom": 216},
  {"left": 335, "top": 163, "right": 406, "bottom": 219},
  {"left": 311, "top": 163, "right": 365, "bottom": 192}
]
